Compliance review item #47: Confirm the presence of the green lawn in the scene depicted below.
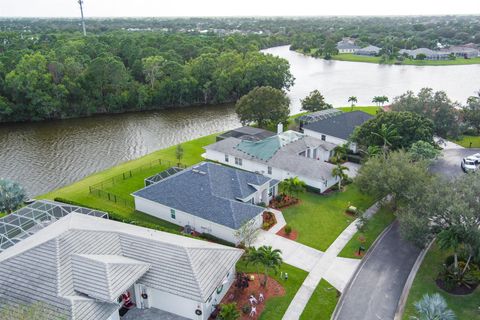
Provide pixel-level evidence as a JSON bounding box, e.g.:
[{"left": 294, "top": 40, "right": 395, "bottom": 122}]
[
  {"left": 337, "top": 106, "right": 381, "bottom": 115},
  {"left": 236, "top": 260, "right": 308, "bottom": 320},
  {"left": 281, "top": 185, "right": 375, "bottom": 251},
  {"left": 331, "top": 53, "right": 480, "bottom": 66},
  {"left": 40, "top": 133, "right": 218, "bottom": 226},
  {"left": 338, "top": 206, "right": 396, "bottom": 258},
  {"left": 300, "top": 279, "right": 340, "bottom": 320},
  {"left": 402, "top": 243, "right": 480, "bottom": 319},
  {"left": 453, "top": 135, "right": 480, "bottom": 148}
]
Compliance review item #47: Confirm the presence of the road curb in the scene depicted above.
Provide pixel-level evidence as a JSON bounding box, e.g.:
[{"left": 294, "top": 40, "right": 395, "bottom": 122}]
[
  {"left": 393, "top": 239, "right": 434, "bottom": 320},
  {"left": 330, "top": 219, "right": 396, "bottom": 320}
]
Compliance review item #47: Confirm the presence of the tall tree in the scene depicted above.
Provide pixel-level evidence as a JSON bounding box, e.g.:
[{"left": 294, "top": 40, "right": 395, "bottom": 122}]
[
  {"left": 300, "top": 90, "right": 332, "bottom": 112},
  {"left": 332, "top": 164, "right": 349, "bottom": 191},
  {"left": 371, "top": 123, "right": 401, "bottom": 155},
  {"left": 353, "top": 111, "right": 434, "bottom": 151},
  {"left": 257, "top": 245, "right": 283, "bottom": 286},
  {"left": 463, "top": 95, "right": 480, "bottom": 134},
  {"left": 142, "top": 55, "right": 165, "bottom": 89},
  {"left": 235, "top": 86, "right": 290, "bottom": 128},
  {"left": 348, "top": 96, "right": 358, "bottom": 110}
]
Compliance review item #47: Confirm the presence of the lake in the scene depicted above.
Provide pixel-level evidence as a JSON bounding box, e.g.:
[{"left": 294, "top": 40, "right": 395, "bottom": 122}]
[{"left": 2, "top": 45, "right": 479, "bottom": 196}]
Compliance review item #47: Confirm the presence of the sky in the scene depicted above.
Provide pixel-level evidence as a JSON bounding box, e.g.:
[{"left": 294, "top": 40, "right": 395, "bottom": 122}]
[{"left": 1, "top": 0, "right": 479, "bottom": 17}]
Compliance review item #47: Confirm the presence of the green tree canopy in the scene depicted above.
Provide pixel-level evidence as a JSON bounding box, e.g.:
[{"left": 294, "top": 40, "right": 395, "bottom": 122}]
[
  {"left": 300, "top": 90, "right": 332, "bottom": 112},
  {"left": 235, "top": 86, "right": 290, "bottom": 127},
  {"left": 408, "top": 140, "right": 440, "bottom": 162},
  {"left": 0, "top": 179, "right": 27, "bottom": 214},
  {"left": 390, "top": 88, "right": 460, "bottom": 138},
  {"left": 463, "top": 95, "right": 480, "bottom": 134},
  {"left": 352, "top": 111, "right": 434, "bottom": 151}
]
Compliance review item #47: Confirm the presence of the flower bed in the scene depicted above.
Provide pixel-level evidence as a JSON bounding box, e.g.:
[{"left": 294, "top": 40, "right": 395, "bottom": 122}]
[
  {"left": 262, "top": 211, "right": 277, "bottom": 230},
  {"left": 276, "top": 226, "right": 298, "bottom": 241},
  {"left": 269, "top": 195, "right": 299, "bottom": 209},
  {"left": 214, "top": 273, "right": 285, "bottom": 320}
]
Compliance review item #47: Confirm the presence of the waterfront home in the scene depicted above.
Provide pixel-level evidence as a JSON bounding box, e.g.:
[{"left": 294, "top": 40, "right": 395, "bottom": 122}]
[
  {"left": 337, "top": 38, "right": 360, "bottom": 54},
  {"left": 0, "top": 203, "right": 242, "bottom": 320},
  {"left": 302, "top": 110, "right": 373, "bottom": 153},
  {"left": 216, "top": 126, "right": 275, "bottom": 142},
  {"left": 203, "top": 130, "right": 338, "bottom": 193},
  {"left": 355, "top": 45, "right": 381, "bottom": 56},
  {"left": 399, "top": 48, "right": 450, "bottom": 60},
  {"left": 296, "top": 108, "right": 343, "bottom": 127},
  {"left": 133, "top": 162, "right": 279, "bottom": 244},
  {"left": 444, "top": 45, "right": 479, "bottom": 58}
]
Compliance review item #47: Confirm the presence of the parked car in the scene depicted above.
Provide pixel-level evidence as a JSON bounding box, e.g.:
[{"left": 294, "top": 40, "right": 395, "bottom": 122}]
[
  {"left": 461, "top": 157, "right": 478, "bottom": 172},
  {"left": 469, "top": 153, "right": 480, "bottom": 164}
]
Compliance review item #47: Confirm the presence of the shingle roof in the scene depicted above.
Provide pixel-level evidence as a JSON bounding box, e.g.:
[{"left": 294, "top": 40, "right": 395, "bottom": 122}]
[
  {"left": 205, "top": 132, "right": 337, "bottom": 181},
  {"left": 337, "top": 40, "right": 360, "bottom": 50},
  {"left": 303, "top": 110, "right": 373, "bottom": 140},
  {"left": 0, "top": 213, "right": 243, "bottom": 320},
  {"left": 133, "top": 162, "right": 271, "bottom": 229},
  {"left": 217, "top": 126, "right": 275, "bottom": 142}
]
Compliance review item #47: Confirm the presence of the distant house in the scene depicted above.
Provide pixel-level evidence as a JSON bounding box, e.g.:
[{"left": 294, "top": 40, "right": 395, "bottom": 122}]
[
  {"left": 399, "top": 48, "right": 450, "bottom": 60},
  {"left": 337, "top": 38, "right": 360, "bottom": 54},
  {"left": 0, "top": 203, "right": 242, "bottom": 320},
  {"left": 216, "top": 126, "right": 275, "bottom": 142},
  {"left": 444, "top": 46, "right": 479, "bottom": 59},
  {"left": 133, "top": 162, "right": 279, "bottom": 244},
  {"left": 203, "top": 130, "right": 339, "bottom": 193},
  {"left": 302, "top": 111, "right": 373, "bottom": 153},
  {"left": 296, "top": 109, "right": 343, "bottom": 127},
  {"left": 356, "top": 45, "right": 381, "bottom": 56}
]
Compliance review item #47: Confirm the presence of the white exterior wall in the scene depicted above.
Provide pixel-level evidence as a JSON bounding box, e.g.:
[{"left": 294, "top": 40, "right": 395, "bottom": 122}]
[
  {"left": 133, "top": 197, "right": 262, "bottom": 244},
  {"left": 134, "top": 265, "right": 236, "bottom": 320},
  {"left": 338, "top": 48, "right": 358, "bottom": 54},
  {"left": 205, "top": 149, "right": 338, "bottom": 193},
  {"left": 302, "top": 128, "right": 358, "bottom": 153}
]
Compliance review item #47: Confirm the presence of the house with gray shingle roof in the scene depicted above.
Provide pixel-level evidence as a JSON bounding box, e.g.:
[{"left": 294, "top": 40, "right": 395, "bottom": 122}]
[
  {"left": 133, "top": 162, "right": 279, "bottom": 244},
  {"left": 302, "top": 110, "right": 373, "bottom": 153},
  {"left": 203, "top": 130, "right": 339, "bottom": 193},
  {"left": 0, "top": 211, "right": 242, "bottom": 320},
  {"left": 337, "top": 38, "right": 360, "bottom": 54}
]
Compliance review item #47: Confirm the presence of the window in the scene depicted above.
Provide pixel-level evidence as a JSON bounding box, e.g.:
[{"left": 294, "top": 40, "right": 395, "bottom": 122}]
[
  {"left": 321, "top": 135, "right": 326, "bottom": 141},
  {"left": 307, "top": 148, "right": 311, "bottom": 158},
  {"left": 235, "top": 157, "right": 242, "bottom": 166},
  {"left": 267, "top": 166, "right": 272, "bottom": 175},
  {"left": 225, "top": 154, "right": 229, "bottom": 162},
  {"left": 170, "top": 209, "right": 176, "bottom": 219},
  {"left": 268, "top": 186, "right": 275, "bottom": 197}
]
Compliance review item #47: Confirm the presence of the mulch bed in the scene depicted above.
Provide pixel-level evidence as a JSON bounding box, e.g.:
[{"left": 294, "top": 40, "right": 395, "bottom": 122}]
[
  {"left": 435, "top": 279, "right": 480, "bottom": 295},
  {"left": 215, "top": 273, "right": 286, "bottom": 320},
  {"left": 262, "top": 211, "right": 277, "bottom": 231},
  {"left": 276, "top": 226, "right": 298, "bottom": 241},
  {"left": 269, "top": 196, "right": 300, "bottom": 209}
]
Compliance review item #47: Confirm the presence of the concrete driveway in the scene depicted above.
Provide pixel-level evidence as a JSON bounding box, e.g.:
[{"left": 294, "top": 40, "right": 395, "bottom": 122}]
[
  {"left": 431, "top": 148, "right": 480, "bottom": 179},
  {"left": 333, "top": 222, "right": 421, "bottom": 320}
]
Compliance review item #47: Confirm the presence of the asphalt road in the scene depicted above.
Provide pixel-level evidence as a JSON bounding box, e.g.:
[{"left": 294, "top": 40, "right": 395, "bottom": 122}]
[
  {"left": 333, "top": 222, "right": 421, "bottom": 320},
  {"left": 430, "top": 148, "right": 480, "bottom": 179}
]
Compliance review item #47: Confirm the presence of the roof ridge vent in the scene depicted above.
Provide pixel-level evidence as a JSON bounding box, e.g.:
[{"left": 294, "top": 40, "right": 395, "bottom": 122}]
[{"left": 192, "top": 169, "right": 207, "bottom": 175}]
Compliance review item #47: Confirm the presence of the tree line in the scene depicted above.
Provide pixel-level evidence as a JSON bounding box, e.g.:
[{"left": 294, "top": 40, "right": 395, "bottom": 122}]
[{"left": 0, "top": 31, "right": 293, "bottom": 122}]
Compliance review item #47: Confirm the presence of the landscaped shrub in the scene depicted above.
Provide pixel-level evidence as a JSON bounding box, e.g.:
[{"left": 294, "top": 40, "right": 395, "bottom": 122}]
[
  {"left": 241, "top": 304, "right": 251, "bottom": 314},
  {"left": 284, "top": 225, "right": 292, "bottom": 235}
]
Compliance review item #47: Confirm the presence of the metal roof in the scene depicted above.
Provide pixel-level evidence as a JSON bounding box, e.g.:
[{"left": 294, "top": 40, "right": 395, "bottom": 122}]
[{"left": 0, "top": 200, "right": 108, "bottom": 253}]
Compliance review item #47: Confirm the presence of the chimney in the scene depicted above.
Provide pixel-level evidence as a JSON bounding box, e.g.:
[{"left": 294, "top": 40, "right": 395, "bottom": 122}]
[{"left": 277, "top": 123, "right": 283, "bottom": 134}]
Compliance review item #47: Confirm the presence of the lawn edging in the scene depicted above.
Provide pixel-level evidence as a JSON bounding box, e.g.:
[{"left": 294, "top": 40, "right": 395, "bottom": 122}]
[
  {"left": 393, "top": 239, "right": 434, "bottom": 320},
  {"left": 331, "top": 220, "right": 395, "bottom": 320}
]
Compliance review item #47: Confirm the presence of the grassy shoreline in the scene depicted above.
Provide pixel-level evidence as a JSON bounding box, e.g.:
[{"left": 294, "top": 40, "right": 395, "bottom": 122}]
[{"left": 298, "top": 49, "right": 480, "bottom": 66}]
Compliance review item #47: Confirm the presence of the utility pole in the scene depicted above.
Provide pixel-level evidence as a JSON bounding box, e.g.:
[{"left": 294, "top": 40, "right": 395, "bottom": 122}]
[{"left": 78, "top": 0, "right": 86, "bottom": 36}]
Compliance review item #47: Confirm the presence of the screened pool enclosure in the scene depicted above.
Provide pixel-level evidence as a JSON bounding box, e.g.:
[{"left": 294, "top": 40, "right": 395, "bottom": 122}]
[{"left": 0, "top": 200, "right": 108, "bottom": 253}]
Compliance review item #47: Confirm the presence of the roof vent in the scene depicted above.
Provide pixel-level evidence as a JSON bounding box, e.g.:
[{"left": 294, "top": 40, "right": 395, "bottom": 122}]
[{"left": 192, "top": 169, "right": 206, "bottom": 175}]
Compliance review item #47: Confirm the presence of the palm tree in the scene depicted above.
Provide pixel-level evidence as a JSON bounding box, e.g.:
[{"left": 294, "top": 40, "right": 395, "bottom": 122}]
[
  {"left": 332, "top": 163, "right": 349, "bottom": 191},
  {"left": 257, "top": 245, "right": 283, "bottom": 287},
  {"left": 360, "top": 145, "right": 382, "bottom": 158},
  {"left": 244, "top": 247, "right": 262, "bottom": 276},
  {"left": 437, "top": 227, "right": 464, "bottom": 270},
  {"left": 280, "top": 177, "right": 306, "bottom": 199},
  {"left": 410, "top": 293, "right": 456, "bottom": 320},
  {"left": 348, "top": 96, "right": 358, "bottom": 110},
  {"left": 371, "top": 124, "right": 400, "bottom": 156},
  {"left": 372, "top": 96, "right": 381, "bottom": 106},
  {"left": 333, "top": 143, "right": 349, "bottom": 162},
  {"left": 218, "top": 303, "right": 240, "bottom": 320}
]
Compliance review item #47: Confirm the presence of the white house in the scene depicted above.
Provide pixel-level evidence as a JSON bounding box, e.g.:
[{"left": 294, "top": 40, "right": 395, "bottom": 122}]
[
  {"left": 133, "top": 162, "right": 279, "bottom": 244},
  {"left": 203, "top": 130, "right": 339, "bottom": 193},
  {"left": 337, "top": 38, "right": 360, "bottom": 54},
  {"left": 0, "top": 201, "right": 242, "bottom": 320},
  {"left": 302, "top": 110, "right": 373, "bottom": 153}
]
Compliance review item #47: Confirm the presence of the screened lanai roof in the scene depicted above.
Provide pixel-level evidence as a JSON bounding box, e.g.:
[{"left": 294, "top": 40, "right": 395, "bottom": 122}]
[
  {"left": 296, "top": 109, "right": 343, "bottom": 125},
  {"left": 0, "top": 200, "right": 108, "bottom": 253}
]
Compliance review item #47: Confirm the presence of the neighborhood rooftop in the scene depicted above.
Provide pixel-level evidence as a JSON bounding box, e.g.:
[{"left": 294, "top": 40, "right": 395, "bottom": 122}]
[
  {"left": 0, "top": 212, "right": 242, "bottom": 319},
  {"left": 303, "top": 110, "right": 374, "bottom": 140},
  {"left": 216, "top": 126, "right": 275, "bottom": 142},
  {"left": 133, "top": 162, "right": 276, "bottom": 229}
]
